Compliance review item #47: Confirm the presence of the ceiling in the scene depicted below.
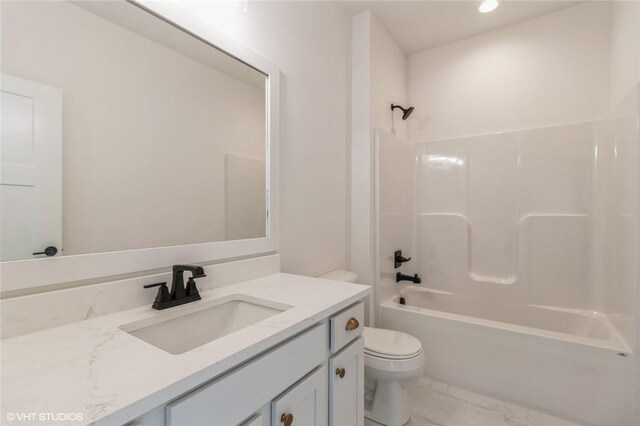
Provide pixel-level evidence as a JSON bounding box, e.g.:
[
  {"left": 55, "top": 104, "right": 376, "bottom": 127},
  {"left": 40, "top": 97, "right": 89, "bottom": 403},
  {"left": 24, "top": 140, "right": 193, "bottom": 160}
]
[{"left": 341, "top": 1, "right": 582, "bottom": 54}]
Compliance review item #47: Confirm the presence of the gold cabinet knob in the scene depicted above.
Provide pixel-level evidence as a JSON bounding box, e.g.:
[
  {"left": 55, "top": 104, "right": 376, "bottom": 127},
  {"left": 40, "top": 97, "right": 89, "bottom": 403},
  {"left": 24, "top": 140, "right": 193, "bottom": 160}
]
[
  {"left": 281, "top": 413, "right": 293, "bottom": 426},
  {"left": 345, "top": 317, "right": 360, "bottom": 331},
  {"left": 336, "top": 367, "right": 346, "bottom": 378}
]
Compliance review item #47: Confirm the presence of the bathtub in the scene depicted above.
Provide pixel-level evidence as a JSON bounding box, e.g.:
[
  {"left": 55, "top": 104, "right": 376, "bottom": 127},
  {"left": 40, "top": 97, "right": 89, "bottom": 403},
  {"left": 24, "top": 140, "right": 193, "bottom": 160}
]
[{"left": 380, "top": 287, "right": 636, "bottom": 425}]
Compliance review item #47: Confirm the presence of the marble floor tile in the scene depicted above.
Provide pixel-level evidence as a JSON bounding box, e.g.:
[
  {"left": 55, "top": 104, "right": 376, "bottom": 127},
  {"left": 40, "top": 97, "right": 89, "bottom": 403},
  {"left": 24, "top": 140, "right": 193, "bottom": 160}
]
[{"left": 404, "top": 377, "right": 583, "bottom": 426}]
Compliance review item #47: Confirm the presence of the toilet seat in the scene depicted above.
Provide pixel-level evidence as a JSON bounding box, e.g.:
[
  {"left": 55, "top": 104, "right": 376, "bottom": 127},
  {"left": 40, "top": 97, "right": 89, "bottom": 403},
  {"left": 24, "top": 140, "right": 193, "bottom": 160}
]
[
  {"left": 365, "top": 348, "right": 423, "bottom": 360},
  {"left": 363, "top": 327, "right": 422, "bottom": 358},
  {"left": 365, "top": 350, "right": 425, "bottom": 373}
]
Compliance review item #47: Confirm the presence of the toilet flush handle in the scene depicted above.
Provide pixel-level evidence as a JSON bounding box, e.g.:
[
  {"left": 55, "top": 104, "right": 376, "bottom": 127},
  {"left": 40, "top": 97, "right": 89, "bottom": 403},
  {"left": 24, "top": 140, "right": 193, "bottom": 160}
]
[{"left": 345, "top": 317, "right": 360, "bottom": 331}]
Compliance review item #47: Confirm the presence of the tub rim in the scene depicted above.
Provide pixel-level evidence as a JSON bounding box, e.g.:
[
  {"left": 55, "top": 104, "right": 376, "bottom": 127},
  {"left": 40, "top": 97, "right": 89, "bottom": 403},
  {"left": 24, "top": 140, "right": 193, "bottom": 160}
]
[{"left": 382, "top": 292, "right": 632, "bottom": 354}]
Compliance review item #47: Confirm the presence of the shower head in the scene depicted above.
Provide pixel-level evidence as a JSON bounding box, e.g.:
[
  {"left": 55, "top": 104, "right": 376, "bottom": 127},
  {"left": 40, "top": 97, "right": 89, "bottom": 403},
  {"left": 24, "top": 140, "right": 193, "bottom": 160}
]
[
  {"left": 402, "top": 106, "right": 415, "bottom": 120},
  {"left": 391, "top": 104, "right": 415, "bottom": 120}
]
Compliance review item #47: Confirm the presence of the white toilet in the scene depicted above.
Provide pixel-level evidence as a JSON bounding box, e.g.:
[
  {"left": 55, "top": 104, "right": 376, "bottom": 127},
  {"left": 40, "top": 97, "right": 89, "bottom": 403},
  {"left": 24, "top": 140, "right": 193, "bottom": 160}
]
[
  {"left": 319, "top": 270, "right": 426, "bottom": 426},
  {"left": 363, "top": 327, "right": 425, "bottom": 426}
]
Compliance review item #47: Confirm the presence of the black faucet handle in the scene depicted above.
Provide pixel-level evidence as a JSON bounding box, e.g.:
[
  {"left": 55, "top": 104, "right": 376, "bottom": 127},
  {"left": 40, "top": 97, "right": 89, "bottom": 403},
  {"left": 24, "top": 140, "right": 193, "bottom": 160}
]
[
  {"left": 143, "top": 282, "right": 166, "bottom": 288},
  {"left": 185, "top": 277, "right": 201, "bottom": 297},
  {"left": 143, "top": 282, "right": 172, "bottom": 304},
  {"left": 394, "top": 250, "right": 412, "bottom": 268}
]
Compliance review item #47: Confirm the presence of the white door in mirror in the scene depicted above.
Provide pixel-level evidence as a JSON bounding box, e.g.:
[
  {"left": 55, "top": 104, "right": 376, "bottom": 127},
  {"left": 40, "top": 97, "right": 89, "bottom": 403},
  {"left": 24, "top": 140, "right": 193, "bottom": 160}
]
[{"left": 1, "top": 74, "right": 62, "bottom": 261}]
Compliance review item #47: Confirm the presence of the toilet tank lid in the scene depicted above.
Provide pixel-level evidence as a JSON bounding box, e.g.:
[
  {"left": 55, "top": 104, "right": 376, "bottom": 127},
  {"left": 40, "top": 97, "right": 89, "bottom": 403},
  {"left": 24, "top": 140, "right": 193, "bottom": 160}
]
[
  {"left": 363, "top": 327, "right": 423, "bottom": 357},
  {"left": 318, "top": 270, "right": 359, "bottom": 283}
]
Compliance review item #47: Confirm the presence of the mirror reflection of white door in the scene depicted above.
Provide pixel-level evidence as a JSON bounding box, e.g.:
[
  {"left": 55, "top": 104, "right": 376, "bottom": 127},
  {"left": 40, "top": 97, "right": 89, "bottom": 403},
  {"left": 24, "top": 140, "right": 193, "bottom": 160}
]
[{"left": 1, "top": 74, "right": 62, "bottom": 261}]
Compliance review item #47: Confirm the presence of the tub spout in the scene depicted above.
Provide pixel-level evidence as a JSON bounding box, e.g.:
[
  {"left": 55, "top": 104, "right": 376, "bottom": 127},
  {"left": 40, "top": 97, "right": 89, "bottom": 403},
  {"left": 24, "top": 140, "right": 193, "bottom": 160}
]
[{"left": 396, "top": 272, "right": 421, "bottom": 284}]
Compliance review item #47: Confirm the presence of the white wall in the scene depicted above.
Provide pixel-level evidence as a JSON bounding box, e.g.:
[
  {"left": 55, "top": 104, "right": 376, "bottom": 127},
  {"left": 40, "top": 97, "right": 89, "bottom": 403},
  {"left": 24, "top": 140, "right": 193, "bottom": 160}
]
[
  {"left": 351, "top": 11, "right": 374, "bottom": 297},
  {"left": 609, "top": 1, "right": 640, "bottom": 109},
  {"left": 2, "top": 1, "right": 265, "bottom": 255},
  {"left": 173, "top": 1, "right": 352, "bottom": 276},
  {"left": 371, "top": 15, "right": 408, "bottom": 140},
  {"left": 351, "top": 10, "right": 408, "bottom": 324},
  {"left": 606, "top": 1, "right": 640, "bottom": 420},
  {"left": 408, "top": 2, "right": 611, "bottom": 142}
]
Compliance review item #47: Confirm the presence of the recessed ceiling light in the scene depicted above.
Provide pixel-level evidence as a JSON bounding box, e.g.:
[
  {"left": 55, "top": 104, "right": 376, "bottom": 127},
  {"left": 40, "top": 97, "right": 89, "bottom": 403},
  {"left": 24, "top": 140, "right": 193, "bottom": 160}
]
[{"left": 479, "top": 0, "right": 499, "bottom": 13}]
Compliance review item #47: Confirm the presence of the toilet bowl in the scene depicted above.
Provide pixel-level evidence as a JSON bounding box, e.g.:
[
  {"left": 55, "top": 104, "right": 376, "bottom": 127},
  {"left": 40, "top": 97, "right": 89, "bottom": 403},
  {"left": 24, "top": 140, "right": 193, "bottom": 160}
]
[{"left": 363, "top": 327, "right": 425, "bottom": 426}]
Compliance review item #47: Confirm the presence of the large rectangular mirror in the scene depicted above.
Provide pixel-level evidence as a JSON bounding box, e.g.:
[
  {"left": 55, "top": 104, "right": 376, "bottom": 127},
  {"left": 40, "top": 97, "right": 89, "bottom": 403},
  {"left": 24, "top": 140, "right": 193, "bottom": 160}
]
[{"left": 1, "top": 0, "right": 269, "bottom": 264}]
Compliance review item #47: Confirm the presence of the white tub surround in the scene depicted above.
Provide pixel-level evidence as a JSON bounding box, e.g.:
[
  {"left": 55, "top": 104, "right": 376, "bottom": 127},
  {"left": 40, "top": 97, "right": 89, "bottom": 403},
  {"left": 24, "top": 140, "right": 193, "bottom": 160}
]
[{"left": 1, "top": 274, "right": 370, "bottom": 426}]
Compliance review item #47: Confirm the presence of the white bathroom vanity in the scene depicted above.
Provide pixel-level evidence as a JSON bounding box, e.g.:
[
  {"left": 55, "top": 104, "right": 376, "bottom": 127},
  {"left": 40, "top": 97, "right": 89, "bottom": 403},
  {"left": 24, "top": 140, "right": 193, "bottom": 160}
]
[{"left": 1, "top": 273, "right": 369, "bottom": 426}]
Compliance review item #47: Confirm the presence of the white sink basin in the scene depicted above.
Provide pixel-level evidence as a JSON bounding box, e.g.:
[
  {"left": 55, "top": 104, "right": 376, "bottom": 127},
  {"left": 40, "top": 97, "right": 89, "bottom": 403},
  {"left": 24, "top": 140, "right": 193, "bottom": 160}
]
[{"left": 120, "top": 294, "right": 291, "bottom": 354}]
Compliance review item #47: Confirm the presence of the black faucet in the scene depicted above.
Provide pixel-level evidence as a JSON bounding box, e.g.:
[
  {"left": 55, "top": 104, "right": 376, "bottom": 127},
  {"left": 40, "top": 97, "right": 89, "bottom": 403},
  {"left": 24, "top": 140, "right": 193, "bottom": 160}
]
[
  {"left": 396, "top": 272, "right": 421, "bottom": 284},
  {"left": 144, "top": 264, "right": 206, "bottom": 310}
]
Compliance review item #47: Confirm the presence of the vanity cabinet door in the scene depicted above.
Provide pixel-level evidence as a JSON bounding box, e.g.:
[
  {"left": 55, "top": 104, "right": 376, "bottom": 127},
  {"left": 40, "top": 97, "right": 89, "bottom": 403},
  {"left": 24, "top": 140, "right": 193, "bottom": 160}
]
[
  {"left": 271, "top": 366, "right": 328, "bottom": 426},
  {"left": 329, "top": 337, "right": 364, "bottom": 426}
]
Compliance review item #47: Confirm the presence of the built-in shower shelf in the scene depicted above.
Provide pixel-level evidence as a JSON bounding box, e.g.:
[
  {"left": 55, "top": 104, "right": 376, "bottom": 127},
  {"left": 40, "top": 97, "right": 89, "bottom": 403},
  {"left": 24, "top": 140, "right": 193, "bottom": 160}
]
[
  {"left": 418, "top": 212, "right": 589, "bottom": 286},
  {"left": 468, "top": 272, "right": 516, "bottom": 285}
]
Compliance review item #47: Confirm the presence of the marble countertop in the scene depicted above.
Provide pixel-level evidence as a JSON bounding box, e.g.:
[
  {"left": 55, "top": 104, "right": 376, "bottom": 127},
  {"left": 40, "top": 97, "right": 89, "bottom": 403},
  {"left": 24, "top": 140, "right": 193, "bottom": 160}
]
[{"left": 1, "top": 273, "right": 370, "bottom": 426}]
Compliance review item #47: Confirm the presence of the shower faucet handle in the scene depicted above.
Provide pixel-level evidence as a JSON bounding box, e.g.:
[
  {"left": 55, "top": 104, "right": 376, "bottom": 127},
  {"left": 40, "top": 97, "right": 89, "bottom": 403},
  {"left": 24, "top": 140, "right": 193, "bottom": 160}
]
[{"left": 394, "top": 250, "right": 412, "bottom": 268}]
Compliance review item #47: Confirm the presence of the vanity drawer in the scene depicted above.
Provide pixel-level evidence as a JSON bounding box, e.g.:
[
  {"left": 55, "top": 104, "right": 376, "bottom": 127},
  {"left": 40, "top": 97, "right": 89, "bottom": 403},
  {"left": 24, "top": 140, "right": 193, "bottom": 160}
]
[
  {"left": 330, "top": 302, "right": 364, "bottom": 352},
  {"left": 166, "top": 323, "right": 327, "bottom": 426}
]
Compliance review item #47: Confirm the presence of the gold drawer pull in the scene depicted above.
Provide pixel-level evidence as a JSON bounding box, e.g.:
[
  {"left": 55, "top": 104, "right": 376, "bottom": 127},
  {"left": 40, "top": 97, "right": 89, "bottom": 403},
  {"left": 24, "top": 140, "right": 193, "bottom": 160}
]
[
  {"left": 345, "top": 317, "right": 360, "bottom": 331},
  {"left": 336, "top": 367, "right": 346, "bottom": 378},
  {"left": 281, "top": 413, "right": 293, "bottom": 426}
]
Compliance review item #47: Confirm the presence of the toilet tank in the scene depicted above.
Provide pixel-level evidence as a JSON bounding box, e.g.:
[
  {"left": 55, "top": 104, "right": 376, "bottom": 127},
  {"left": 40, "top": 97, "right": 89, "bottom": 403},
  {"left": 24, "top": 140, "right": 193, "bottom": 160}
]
[{"left": 319, "top": 270, "right": 359, "bottom": 283}]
